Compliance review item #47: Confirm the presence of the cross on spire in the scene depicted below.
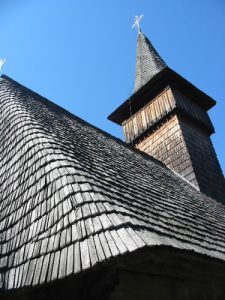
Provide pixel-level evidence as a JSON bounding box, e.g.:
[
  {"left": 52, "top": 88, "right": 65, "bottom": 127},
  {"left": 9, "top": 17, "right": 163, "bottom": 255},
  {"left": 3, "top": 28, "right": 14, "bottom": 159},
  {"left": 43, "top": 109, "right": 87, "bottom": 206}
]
[
  {"left": 0, "top": 58, "right": 5, "bottom": 71},
  {"left": 132, "top": 15, "right": 143, "bottom": 33}
]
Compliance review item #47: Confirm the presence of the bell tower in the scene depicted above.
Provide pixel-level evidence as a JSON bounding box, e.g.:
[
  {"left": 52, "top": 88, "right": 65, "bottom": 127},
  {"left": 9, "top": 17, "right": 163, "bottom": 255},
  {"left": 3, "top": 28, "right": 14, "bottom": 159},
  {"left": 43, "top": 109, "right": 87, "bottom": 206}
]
[{"left": 108, "top": 28, "right": 225, "bottom": 203}]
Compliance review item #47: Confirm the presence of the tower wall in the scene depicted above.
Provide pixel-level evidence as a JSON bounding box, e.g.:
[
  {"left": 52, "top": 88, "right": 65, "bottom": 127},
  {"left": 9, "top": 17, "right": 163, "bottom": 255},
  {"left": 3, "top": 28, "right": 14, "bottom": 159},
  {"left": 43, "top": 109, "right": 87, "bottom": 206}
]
[
  {"left": 123, "top": 87, "right": 175, "bottom": 143},
  {"left": 109, "top": 30, "right": 224, "bottom": 203},
  {"left": 135, "top": 114, "right": 199, "bottom": 188},
  {"left": 179, "top": 115, "right": 225, "bottom": 202},
  {"left": 122, "top": 87, "right": 225, "bottom": 203}
]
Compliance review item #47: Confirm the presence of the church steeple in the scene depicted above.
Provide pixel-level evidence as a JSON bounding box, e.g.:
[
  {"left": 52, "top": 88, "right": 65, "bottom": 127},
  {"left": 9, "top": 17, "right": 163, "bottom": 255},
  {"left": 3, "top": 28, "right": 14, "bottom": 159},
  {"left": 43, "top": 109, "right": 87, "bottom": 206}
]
[
  {"left": 108, "top": 24, "right": 225, "bottom": 203},
  {"left": 134, "top": 31, "right": 167, "bottom": 92}
]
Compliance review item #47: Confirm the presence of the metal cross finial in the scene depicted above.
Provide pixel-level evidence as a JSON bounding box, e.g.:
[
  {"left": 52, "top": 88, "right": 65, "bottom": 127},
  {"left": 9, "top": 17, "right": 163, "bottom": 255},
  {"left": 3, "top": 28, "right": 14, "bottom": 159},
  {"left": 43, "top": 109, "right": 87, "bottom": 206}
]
[
  {"left": 0, "top": 58, "right": 5, "bottom": 71},
  {"left": 132, "top": 15, "right": 143, "bottom": 32}
]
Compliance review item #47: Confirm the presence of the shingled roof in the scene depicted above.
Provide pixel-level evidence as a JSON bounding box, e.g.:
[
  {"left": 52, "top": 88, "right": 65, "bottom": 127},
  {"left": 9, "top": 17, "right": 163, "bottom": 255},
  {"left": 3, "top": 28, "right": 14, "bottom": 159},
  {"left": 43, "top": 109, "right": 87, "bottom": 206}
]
[
  {"left": 134, "top": 30, "right": 167, "bottom": 92},
  {"left": 0, "top": 75, "right": 225, "bottom": 291}
]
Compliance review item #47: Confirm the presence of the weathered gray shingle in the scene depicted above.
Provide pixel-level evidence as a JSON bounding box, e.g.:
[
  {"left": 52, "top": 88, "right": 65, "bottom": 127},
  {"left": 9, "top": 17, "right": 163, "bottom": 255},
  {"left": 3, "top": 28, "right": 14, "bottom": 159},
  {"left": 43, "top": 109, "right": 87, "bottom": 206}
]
[
  {"left": 0, "top": 75, "right": 225, "bottom": 291},
  {"left": 134, "top": 31, "right": 167, "bottom": 92}
]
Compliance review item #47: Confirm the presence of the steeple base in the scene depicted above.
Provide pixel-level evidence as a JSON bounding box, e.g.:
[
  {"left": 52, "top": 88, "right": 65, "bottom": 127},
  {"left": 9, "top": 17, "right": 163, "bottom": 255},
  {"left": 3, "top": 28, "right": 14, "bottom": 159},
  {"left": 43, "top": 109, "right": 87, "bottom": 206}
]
[{"left": 135, "top": 113, "right": 225, "bottom": 203}]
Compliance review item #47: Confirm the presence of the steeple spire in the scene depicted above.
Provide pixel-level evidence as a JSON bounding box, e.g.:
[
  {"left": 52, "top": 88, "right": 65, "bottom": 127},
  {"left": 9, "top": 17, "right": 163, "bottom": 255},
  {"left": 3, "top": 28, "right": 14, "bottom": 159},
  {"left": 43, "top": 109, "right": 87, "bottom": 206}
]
[
  {"left": 134, "top": 31, "right": 167, "bottom": 92},
  {"left": 109, "top": 23, "right": 225, "bottom": 203}
]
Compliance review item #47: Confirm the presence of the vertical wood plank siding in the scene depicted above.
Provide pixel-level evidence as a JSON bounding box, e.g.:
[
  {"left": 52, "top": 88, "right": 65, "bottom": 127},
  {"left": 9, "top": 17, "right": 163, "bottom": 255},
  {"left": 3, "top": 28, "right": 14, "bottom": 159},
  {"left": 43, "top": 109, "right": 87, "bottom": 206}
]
[
  {"left": 173, "top": 88, "right": 214, "bottom": 133},
  {"left": 122, "top": 85, "right": 225, "bottom": 200},
  {"left": 123, "top": 87, "right": 214, "bottom": 144},
  {"left": 123, "top": 88, "right": 176, "bottom": 143}
]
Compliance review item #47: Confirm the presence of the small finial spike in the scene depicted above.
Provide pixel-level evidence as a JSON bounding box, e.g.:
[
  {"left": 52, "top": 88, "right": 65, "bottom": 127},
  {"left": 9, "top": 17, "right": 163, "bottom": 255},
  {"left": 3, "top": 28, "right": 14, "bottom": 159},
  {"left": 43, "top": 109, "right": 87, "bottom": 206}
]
[
  {"left": 132, "top": 15, "right": 143, "bottom": 33},
  {"left": 0, "top": 58, "right": 5, "bottom": 71}
]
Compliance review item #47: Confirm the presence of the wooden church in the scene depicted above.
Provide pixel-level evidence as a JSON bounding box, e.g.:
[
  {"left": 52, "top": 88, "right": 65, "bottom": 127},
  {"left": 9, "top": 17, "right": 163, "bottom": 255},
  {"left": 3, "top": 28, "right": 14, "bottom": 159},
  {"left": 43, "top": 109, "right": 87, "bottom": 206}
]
[{"left": 0, "top": 20, "right": 225, "bottom": 300}]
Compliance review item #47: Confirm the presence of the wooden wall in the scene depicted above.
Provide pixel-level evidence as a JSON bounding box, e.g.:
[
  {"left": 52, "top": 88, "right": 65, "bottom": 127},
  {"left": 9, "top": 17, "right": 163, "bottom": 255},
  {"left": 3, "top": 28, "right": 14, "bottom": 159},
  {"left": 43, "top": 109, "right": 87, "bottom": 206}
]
[
  {"left": 135, "top": 114, "right": 199, "bottom": 188},
  {"left": 122, "top": 86, "right": 213, "bottom": 144},
  {"left": 173, "top": 88, "right": 214, "bottom": 132},
  {"left": 109, "top": 268, "right": 225, "bottom": 300},
  {"left": 122, "top": 86, "right": 225, "bottom": 202},
  {"left": 108, "top": 249, "right": 225, "bottom": 300},
  {"left": 179, "top": 115, "right": 225, "bottom": 202},
  {"left": 123, "top": 87, "right": 176, "bottom": 143},
  {"left": 135, "top": 113, "right": 225, "bottom": 202}
]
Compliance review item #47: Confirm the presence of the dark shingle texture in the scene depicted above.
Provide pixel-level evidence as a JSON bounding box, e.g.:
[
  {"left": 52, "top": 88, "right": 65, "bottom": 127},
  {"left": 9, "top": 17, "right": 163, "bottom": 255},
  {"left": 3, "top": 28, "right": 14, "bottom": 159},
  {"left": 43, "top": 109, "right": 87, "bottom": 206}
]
[
  {"left": 134, "top": 31, "right": 167, "bottom": 92},
  {"left": 0, "top": 76, "right": 225, "bottom": 290}
]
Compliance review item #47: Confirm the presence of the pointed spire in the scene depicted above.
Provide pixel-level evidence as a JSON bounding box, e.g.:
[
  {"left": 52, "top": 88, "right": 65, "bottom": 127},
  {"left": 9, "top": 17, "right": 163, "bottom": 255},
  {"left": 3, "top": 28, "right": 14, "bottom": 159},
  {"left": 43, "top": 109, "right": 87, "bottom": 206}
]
[{"left": 134, "top": 31, "right": 167, "bottom": 92}]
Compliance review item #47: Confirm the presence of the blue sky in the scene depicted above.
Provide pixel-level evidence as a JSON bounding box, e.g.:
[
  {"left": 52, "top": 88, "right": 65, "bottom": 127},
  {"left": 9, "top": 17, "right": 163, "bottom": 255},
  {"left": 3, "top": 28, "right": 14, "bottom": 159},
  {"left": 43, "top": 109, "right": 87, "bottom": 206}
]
[{"left": 0, "top": 0, "right": 224, "bottom": 173}]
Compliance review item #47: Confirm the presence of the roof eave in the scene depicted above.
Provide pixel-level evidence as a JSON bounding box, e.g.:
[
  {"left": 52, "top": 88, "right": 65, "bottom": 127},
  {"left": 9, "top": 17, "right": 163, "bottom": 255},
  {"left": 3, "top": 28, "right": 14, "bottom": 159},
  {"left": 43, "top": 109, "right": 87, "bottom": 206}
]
[{"left": 108, "top": 67, "right": 216, "bottom": 125}]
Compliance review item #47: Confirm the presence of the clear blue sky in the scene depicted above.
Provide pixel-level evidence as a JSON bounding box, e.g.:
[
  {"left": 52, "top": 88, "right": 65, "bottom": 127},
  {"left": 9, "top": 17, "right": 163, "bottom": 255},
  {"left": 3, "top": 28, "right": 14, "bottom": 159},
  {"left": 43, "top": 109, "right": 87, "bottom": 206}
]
[{"left": 0, "top": 0, "right": 224, "bottom": 173}]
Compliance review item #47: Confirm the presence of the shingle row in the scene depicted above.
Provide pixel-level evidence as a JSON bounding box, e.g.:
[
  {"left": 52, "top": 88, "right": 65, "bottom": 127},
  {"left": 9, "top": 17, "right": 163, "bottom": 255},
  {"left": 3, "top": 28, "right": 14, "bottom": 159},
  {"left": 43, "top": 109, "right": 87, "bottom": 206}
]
[{"left": 0, "top": 76, "right": 225, "bottom": 291}]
